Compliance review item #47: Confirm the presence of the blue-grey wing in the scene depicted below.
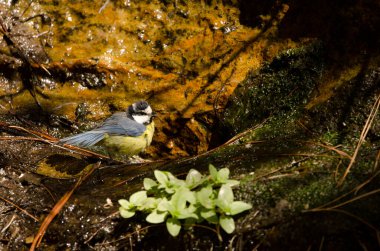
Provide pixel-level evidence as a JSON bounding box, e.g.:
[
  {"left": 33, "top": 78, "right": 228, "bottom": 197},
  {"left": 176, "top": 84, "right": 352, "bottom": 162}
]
[
  {"left": 98, "top": 112, "right": 146, "bottom": 136},
  {"left": 59, "top": 131, "right": 105, "bottom": 147}
]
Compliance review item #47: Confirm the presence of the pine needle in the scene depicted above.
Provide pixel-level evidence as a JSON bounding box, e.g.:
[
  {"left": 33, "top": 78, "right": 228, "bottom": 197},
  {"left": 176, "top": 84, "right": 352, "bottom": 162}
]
[
  {"left": 338, "top": 93, "right": 380, "bottom": 186},
  {"left": 29, "top": 161, "right": 101, "bottom": 251}
]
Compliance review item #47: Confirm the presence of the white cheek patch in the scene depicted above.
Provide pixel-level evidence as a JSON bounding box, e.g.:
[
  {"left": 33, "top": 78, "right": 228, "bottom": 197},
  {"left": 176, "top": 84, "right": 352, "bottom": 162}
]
[
  {"left": 144, "top": 106, "right": 152, "bottom": 115},
  {"left": 132, "top": 115, "right": 150, "bottom": 124}
]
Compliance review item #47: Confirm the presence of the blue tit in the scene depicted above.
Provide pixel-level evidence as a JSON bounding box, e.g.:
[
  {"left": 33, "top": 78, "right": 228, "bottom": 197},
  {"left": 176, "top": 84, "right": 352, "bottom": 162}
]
[{"left": 59, "top": 100, "right": 155, "bottom": 157}]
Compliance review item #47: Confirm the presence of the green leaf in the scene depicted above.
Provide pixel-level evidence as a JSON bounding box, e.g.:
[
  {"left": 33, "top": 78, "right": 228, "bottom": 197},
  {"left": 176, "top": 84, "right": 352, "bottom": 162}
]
[
  {"left": 162, "top": 188, "right": 197, "bottom": 219},
  {"left": 225, "top": 179, "right": 240, "bottom": 187},
  {"left": 196, "top": 186, "right": 214, "bottom": 209},
  {"left": 200, "top": 209, "right": 218, "bottom": 224},
  {"left": 177, "top": 212, "right": 198, "bottom": 220},
  {"left": 166, "top": 217, "right": 181, "bottom": 237},
  {"left": 219, "top": 215, "right": 235, "bottom": 234},
  {"left": 171, "top": 187, "right": 196, "bottom": 210},
  {"left": 230, "top": 201, "right": 252, "bottom": 215},
  {"left": 185, "top": 169, "right": 203, "bottom": 188},
  {"left": 164, "top": 187, "right": 176, "bottom": 194},
  {"left": 146, "top": 210, "right": 167, "bottom": 223},
  {"left": 119, "top": 207, "right": 135, "bottom": 218},
  {"left": 118, "top": 199, "right": 131, "bottom": 209},
  {"left": 129, "top": 191, "right": 147, "bottom": 206},
  {"left": 176, "top": 205, "right": 198, "bottom": 220},
  {"left": 140, "top": 197, "right": 158, "bottom": 210},
  {"left": 209, "top": 164, "right": 218, "bottom": 180},
  {"left": 216, "top": 185, "right": 234, "bottom": 212},
  {"left": 167, "top": 172, "right": 186, "bottom": 187},
  {"left": 153, "top": 171, "right": 179, "bottom": 194},
  {"left": 157, "top": 198, "right": 172, "bottom": 212},
  {"left": 218, "top": 184, "right": 234, "bottom": 203},
  {"left": 154, "top": 170, "right": 168, "bottom": 185},
  {"left": 217, "top": 168, "right": 230, "bottom": 182},
  {"left": 143, "top": 178, "right": 158, "bottom": 190}
]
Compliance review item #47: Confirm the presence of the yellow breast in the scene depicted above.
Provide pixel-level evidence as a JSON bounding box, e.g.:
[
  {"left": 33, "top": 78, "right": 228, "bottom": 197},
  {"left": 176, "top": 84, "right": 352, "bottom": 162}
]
[{"left": 102, "top": 121, "right": 155, "bottom": 156}]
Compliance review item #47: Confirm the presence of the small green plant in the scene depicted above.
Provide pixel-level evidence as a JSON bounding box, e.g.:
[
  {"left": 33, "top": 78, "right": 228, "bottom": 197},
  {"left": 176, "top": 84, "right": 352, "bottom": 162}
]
[{"left": 119, "top": 164, "right": 252, "bottom": 238}]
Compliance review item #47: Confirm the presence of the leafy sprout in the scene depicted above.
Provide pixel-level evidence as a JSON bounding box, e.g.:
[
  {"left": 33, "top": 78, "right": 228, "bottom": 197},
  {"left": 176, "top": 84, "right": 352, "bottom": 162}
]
[{"left": 119, "top": 164, "right": 252, "bottom": 238}]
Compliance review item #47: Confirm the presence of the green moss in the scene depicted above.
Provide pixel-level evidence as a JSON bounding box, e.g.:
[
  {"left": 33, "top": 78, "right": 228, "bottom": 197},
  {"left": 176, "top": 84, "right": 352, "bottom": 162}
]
[{"left": 221, "top": 42, "right": 324, "bottom": 137}]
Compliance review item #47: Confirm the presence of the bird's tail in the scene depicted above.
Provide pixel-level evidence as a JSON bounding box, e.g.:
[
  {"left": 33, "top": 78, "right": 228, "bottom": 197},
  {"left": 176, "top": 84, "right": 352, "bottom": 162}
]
[{"left": 59, "top": 130, "right": 105, "bottom": 147}]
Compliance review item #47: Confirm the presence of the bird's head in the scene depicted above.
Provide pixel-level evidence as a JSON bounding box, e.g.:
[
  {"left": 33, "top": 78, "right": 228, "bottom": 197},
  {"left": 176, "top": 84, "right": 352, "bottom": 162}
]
[{"left": 128, "top": 100, "right": 155, "bottom": 125}]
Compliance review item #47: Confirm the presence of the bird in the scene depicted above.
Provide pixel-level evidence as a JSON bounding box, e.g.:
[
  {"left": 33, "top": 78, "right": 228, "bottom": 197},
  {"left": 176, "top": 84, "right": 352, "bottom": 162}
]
[{"left": 59, "top": 100, "right": 155, "bottom": 158}]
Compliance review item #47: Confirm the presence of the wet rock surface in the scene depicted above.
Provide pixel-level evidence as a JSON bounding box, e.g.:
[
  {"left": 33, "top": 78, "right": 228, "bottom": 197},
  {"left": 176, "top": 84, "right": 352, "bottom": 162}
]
[{"left": 1, "top": 0, "right": 380, "bottom": 250}]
